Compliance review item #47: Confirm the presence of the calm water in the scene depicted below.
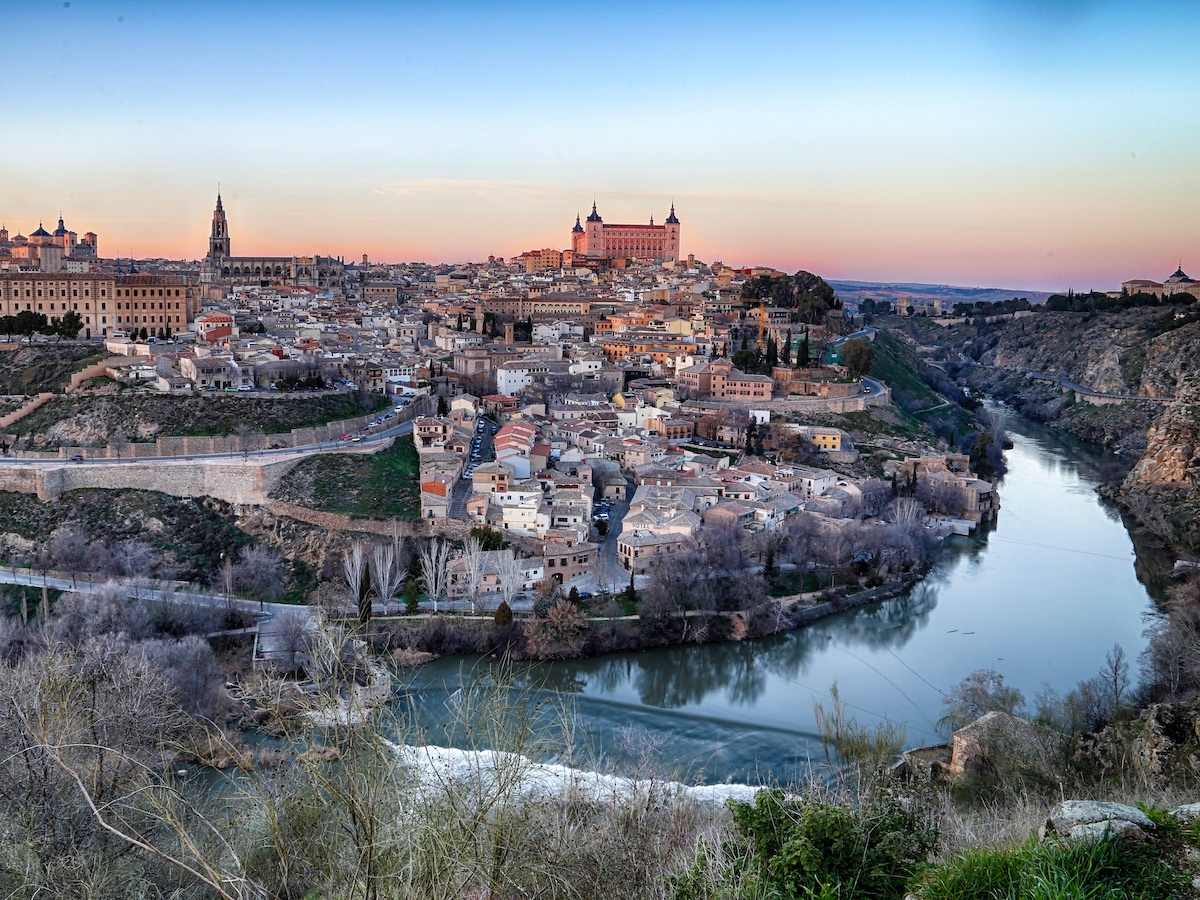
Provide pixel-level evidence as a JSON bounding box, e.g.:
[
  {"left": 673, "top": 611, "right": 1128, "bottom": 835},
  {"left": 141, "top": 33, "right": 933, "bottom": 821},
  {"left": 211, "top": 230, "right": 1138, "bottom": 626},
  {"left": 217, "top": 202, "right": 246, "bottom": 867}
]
[{"left": 406, "top": 418, "right": 1169, "bottom": 785}]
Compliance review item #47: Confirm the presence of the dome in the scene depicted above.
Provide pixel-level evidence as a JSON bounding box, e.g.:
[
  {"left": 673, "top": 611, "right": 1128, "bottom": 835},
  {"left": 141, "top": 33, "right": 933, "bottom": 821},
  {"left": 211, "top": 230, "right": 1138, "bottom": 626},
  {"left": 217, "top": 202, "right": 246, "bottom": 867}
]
[
  {"left": 571, "top": 214, "right": 584, "bottom": 234},
  {"left": 665, "top": 203, "right": 679, "bottom": 224},
  {"left": 53, "top": 216, "right": 67, "bottom": 237},
  {"left": 30, "top": 223, "right": 51, "bottom": 238},
  {"left": 586, "top": 201, "right": 602, "bottom": 223}
]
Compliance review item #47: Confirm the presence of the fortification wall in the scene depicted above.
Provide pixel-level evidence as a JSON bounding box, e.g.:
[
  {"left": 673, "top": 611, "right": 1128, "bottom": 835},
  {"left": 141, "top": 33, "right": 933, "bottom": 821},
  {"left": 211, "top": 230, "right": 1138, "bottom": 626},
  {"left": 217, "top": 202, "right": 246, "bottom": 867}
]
[
  {"left": 1, "top": 457, "right": 302, "bottom": 504},
  {"left": 0, "top": 393, "right": 54, "bottom": 428}
]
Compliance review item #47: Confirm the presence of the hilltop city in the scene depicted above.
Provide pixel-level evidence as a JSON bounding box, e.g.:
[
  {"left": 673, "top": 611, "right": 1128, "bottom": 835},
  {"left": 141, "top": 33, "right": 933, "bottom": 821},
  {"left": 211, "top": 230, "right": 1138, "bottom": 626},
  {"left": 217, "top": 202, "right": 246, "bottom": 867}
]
[{"left": 3, "top": 194, "right": 1187, "bottom": 602}]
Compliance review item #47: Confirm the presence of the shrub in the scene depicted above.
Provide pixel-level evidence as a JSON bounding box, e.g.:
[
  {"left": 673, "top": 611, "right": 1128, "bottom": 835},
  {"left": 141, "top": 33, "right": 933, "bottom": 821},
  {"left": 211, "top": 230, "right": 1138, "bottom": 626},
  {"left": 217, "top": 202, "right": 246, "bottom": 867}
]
[
  {"left": 674, "top": 788, "right": 936, "bottom": 900},
  {"left": 494, "top": 599, "right": 513, "bottom": 626},
  {"left": 910, "top": 835, "right": 1192, "bottom": 900}
]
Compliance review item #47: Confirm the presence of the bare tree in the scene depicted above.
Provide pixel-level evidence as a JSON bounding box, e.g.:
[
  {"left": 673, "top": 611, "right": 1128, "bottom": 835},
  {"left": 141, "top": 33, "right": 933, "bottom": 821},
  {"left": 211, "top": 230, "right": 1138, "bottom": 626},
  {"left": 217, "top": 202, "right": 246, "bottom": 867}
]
[
  {"left": 419, "top": 539, "right": 450, "bottom": 615},
  {"left": 233, "top": 545, "right": 286, "bottom": 610},
  {"left": 495, "top": 549, "right": 524, "bottom": 612},
  {"left": 888, "top": 496, "right": 924, "bottom": 526},
  {"left": 109, "top": 428, "right": 129, "bottom": 460},
  {"left": 343, "top": 540, "right": 370, "bottom": 626},
  {"left": 274, "top": 610, "right": 311, "bottom": 672},
  {"left": 460, "top": 536, "right": 485, "bottom": 615},
  {"left": 49, "top": 526, "right": 89, "bottom": 587},
  {"left": 369, "top": 542, "right": 399, "bottom": 615}
]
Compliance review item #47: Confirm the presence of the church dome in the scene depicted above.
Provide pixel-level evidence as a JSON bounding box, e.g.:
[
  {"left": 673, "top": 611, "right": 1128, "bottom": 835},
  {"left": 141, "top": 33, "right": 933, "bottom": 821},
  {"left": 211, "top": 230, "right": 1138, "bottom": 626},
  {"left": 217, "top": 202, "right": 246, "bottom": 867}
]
[
  {"left": 1168, "top": 266, "right": 1193, "bottom": 283},
  {"left": 30, "top": 224, "right": 51, "bottom": 238},
  {"left": 53, "top": 216, "right": 67, "bottom": 237}
]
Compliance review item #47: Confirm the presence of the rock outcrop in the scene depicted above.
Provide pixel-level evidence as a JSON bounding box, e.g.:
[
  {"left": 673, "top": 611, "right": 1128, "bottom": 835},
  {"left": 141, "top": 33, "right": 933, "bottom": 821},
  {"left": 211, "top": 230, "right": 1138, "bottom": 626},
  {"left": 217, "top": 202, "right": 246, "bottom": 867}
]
[
  {"left": 1040, "top": 800, "right": 1154, "bottom": 843},
  {"left": 1125, "top": 376, "right": 1200, "bottom": 489}
]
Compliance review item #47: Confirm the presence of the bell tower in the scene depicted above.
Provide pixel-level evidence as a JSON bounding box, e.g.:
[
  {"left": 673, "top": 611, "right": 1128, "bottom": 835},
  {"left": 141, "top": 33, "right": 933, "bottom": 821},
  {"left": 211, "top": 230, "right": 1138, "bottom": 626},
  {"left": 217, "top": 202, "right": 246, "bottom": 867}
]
[{"left": 208, "top": 192, "right": 230, "bottom": 259}]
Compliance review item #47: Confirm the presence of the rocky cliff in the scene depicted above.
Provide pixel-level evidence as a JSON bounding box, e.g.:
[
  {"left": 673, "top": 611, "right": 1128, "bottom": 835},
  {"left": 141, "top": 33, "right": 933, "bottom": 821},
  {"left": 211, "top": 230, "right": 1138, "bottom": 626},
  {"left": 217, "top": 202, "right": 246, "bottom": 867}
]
[
  {"left": 882, "top": 309, "right": 1200, "bottom": 550},
  {"left": 1121, "top": 377, "right": 1200, "bottom": 551}
]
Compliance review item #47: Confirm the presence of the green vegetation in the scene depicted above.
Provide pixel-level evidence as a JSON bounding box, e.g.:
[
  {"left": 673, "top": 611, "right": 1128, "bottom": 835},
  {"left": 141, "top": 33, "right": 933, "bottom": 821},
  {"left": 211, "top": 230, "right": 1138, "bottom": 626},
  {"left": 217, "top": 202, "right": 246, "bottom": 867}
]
[
  {"left": 840, "top": 338, "right": 874, "bottom": 380},
  {"left": 0, "top": 488, "right": 252, "bottom": 582},
  {"left": 674, "top": 789, "right": 936, "bottom": 900},
  {"left": 14, "top": 391, "right": 387, "bottom": 448},
  {"left": 910, "top": 834, "right": 1193, "bottom": 900},
  {"left": 0, "top": 344, "right": 105, "bottom": 394},
  {"left": 271, "top": 434, "right": 420, "bottom": 518},
  {"left": 869, "top": 331, "right": 976, "bottom": 446},
  {"left": 740, "top": 270, "right": 841, "bottom": 324}
]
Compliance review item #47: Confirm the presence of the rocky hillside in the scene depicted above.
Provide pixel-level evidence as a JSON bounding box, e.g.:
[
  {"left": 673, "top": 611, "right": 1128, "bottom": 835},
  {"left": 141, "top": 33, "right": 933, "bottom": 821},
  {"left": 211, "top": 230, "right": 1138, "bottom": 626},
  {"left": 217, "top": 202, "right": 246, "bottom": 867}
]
[
  {"left": 1121, "top": 376, "right": 1200, "bottom": 552},
  {"left": 881, "top": 308, "right": 1200, "bottom": 549}
]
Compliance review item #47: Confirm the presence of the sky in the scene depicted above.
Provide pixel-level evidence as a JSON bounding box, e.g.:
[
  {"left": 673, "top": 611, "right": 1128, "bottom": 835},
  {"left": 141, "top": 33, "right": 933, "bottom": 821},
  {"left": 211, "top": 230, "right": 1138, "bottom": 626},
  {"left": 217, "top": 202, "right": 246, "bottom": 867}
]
[{"left": 3, "top": 0, "right": 1199, "bottom": 292}]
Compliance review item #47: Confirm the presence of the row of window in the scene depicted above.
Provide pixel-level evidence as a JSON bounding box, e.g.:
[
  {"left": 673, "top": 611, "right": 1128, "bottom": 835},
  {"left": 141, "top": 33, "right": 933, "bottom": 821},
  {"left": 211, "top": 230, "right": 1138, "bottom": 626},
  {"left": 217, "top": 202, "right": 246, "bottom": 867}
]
[{"left": 5, "top": 301, "right": 180, "bottom": 312}]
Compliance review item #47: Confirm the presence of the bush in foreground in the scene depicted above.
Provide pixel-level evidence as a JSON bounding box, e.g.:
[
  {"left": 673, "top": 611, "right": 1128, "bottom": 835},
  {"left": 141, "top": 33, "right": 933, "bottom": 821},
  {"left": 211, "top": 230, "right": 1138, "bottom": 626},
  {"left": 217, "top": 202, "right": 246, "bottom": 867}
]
[{"left": 674, "top": 788, "right": 937, "bottom": 900}]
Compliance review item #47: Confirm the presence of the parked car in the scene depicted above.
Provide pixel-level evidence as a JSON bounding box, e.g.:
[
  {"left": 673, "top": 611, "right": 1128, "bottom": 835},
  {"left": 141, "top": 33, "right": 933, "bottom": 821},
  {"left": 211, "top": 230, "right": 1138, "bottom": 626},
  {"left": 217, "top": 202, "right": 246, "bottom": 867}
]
[
  {"left": 237, "top": 384, "right": 253, "bottom": 391},
  {"left": 340, "top": 433, "right": 353, "bottom": 441}
]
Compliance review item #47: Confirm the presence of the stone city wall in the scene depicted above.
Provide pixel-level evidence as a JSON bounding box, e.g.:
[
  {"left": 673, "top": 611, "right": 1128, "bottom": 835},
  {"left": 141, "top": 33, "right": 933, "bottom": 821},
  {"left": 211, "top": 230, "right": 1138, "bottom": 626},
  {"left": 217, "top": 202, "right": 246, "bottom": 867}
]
[
  {"left": 0, "top": 393, "right": 54, "bottom": 429},
  {"left": 759, "top": 385, "right": 891, "bottom": 414},
  {"left": 2, "top": 457, "right": 302, "bottom": 504}
]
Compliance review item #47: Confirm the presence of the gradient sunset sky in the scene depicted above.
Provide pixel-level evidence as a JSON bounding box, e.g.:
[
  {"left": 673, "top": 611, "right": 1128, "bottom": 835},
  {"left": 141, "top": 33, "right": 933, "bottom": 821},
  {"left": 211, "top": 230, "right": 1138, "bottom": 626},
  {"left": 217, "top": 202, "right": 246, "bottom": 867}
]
[{"left": 3, "top": 0, "right": 1198, "bottom": 291}]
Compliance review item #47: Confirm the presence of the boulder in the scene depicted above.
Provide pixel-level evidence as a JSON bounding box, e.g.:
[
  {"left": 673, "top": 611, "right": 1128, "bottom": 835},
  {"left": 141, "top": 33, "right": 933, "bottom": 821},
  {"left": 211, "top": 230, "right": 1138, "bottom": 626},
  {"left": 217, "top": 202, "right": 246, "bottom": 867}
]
[
  {"left": 1169, "top": 802, "right": 1200, "bottom": 825},
  {"left": 1041, "top": 800, "right": 1153, "bottom": 843}
]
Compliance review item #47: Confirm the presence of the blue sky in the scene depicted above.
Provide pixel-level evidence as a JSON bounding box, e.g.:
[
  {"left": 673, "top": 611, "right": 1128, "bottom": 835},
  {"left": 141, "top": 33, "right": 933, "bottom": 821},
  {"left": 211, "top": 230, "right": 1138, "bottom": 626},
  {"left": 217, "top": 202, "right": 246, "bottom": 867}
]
[{"left": 3, "top": 0, "right": 1199, "bottom": 290}]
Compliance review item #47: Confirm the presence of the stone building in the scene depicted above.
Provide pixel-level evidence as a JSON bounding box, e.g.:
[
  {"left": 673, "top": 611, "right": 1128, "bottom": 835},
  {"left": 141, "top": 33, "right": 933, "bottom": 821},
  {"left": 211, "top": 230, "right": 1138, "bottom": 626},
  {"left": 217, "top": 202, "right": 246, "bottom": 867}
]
[
  {"left": 0, "top": 216, "right": 98, "bottom": 271},
  {"left": 570, "top": 202, "right": 680, "bottom": 262},
  {"left": 199, "top": 193, "right": 344, "bottom": 290},
  {"left": 0, "top": 271, "right": 195, "bottom": 338}
]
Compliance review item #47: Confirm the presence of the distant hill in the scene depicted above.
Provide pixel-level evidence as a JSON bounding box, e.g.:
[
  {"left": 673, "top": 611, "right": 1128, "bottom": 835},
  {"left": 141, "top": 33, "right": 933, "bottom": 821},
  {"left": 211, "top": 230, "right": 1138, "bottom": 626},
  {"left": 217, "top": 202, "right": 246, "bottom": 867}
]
[{"left": 830, "top": 280, "right": 1056, "bottom": 307}]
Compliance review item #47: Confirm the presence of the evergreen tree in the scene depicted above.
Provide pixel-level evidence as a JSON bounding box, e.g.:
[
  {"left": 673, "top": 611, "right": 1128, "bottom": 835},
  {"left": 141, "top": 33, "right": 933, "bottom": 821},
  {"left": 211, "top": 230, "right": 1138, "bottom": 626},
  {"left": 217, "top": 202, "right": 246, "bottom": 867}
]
[
  {"left": 437, "top": 396, "right": 449, "bottom": 417},
  {"left": 781, "top": 329, "right": 792, "bottom": 366},
  {"left": 798, "top": 329, "right": 811, "bottom": 367},
  {"left": 766, "top": 335, "right": 778, "bottom": 368}
]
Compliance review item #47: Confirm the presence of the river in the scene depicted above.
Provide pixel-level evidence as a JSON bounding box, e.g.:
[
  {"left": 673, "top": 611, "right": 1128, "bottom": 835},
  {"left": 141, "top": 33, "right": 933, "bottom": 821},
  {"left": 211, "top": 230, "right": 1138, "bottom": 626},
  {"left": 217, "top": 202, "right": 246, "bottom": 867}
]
[{"left": 404, "top": 417, "right": 1170, "bottom": 786}]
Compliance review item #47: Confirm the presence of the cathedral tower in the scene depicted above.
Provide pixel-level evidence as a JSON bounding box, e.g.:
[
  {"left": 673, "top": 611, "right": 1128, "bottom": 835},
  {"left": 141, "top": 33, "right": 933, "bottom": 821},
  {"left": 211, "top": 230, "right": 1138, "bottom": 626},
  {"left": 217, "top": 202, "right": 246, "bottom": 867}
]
[{"left": 208, "top": 193, "right": 230, "bottom": 259}]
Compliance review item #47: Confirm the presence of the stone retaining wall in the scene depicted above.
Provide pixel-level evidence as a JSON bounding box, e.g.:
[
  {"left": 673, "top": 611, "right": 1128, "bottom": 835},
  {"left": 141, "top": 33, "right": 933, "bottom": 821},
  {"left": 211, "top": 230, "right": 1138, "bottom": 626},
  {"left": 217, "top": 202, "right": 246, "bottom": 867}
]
[
  {"left": 763, "top": 385, "right": 892, "bottom": 414},
  {"left": 0, "top": 393, "right": 54, "bottom": 428},
  {"left": 0, "top": 457, "right": 301, "bottom": 504}
]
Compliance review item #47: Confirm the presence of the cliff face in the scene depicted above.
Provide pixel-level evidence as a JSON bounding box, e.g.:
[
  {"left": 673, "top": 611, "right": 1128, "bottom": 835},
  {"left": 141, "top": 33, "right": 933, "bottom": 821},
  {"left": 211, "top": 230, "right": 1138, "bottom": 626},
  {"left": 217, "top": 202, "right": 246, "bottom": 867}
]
[
  {"left": 883, "top": 310, "right": 1200, "bottom": 549},
  {"left": 1125, "top": 377, "right": 1200, "bottom": 489}
]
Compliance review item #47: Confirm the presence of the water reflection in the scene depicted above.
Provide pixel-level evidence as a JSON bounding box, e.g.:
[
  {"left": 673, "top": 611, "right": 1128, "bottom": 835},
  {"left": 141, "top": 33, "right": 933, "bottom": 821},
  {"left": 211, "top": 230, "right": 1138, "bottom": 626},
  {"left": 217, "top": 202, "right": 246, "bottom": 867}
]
[{"left": 407, "top": 414, "right": 1171, "bottom": 784}]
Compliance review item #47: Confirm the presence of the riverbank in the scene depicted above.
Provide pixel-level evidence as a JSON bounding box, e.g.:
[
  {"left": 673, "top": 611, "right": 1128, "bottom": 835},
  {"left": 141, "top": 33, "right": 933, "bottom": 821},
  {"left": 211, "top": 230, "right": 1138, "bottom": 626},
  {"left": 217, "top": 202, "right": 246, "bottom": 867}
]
[{"left": 366, "top": 568, "right": 933, "bottom": 668}]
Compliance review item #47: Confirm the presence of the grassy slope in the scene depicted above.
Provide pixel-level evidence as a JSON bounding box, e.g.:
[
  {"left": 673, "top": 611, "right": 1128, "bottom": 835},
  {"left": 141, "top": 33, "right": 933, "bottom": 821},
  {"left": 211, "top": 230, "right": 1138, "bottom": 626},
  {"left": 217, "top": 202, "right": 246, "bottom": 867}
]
[
  {"left": 271, "top": 434, "right": 420, "bottom": 519},
  {"left": 870, "top": 330, "right": 977, "bottom": 443},
  {"left": 0, "top": 344, "right": 105, "bottom": 394}
]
